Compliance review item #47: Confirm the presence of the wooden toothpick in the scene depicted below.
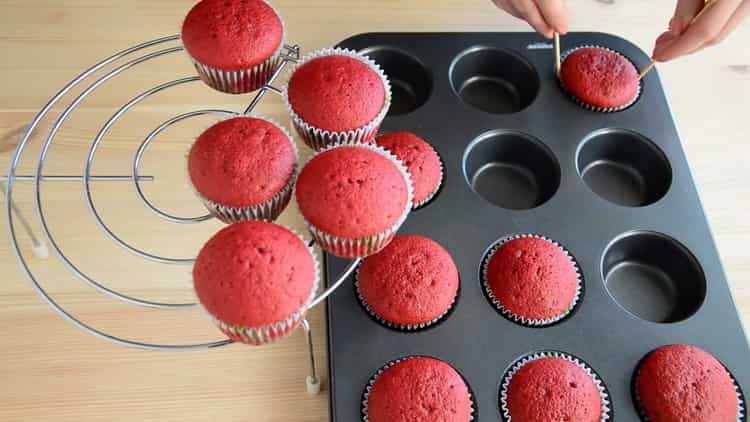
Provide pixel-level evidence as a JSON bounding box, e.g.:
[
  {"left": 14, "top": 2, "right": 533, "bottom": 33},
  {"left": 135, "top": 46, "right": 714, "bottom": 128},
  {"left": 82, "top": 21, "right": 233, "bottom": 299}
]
[
  {"left": 553, "top": 32, "right": 561, "bottom": 77},
  {"left": 638, "top": 61, "right": 656, "bottom": 80}
]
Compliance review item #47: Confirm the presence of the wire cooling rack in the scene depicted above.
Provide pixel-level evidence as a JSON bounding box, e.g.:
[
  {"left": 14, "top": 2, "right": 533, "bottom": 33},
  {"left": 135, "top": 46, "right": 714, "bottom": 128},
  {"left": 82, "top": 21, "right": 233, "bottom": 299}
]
[{"left": 3, "top": 34, "right": 361, "bottom": 394}]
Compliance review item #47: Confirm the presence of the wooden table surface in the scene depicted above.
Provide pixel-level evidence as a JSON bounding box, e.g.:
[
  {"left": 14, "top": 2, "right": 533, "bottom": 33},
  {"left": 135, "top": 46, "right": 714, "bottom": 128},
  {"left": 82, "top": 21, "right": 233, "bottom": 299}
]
[{"left": 0, "top": 1, "right": 748, "bottom": 421}]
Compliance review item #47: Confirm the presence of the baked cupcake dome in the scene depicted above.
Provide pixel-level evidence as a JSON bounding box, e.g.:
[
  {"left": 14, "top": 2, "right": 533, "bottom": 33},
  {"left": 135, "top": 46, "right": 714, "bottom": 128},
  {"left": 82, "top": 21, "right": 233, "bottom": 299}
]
[
  {"left": 356, "top": 235, "right": 458, "bottom": 330},
  {"left": 364, "top": 357, "right": 473, "bottom": 422},
  {"left": 376, "top": 132, "right": 443, "bottom": 208},
  {"left": 483, "top": 235, "right": 581, "bottom": 326},
  {"left": 636, "top": 344, "right": 740, "bottom": 422},
  {"left": 284, "top": 48, "right": 391, "bottom": 150},
  {"left": 193, "top": 221, "right": 318, "bottom": 345},
  {"left": 187, "top": 115, "right": 297, "bottom": 223},
  {"left": 181, "top": 0, "right": 284, "bottom": 93},
  {"left": 560, "top": 46, "right": 639, "bottom": 111},
  {"left": 295, "top": 143, "right": 412, "bottom": 258},
  {"left": 502, "top": 354, "right": 606, "bottom": 422}
]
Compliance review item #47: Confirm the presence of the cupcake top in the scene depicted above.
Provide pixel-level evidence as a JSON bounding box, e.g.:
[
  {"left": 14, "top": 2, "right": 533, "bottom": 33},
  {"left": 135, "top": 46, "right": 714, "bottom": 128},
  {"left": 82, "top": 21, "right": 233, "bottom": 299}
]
[
  {"left": 637, "top": 344, "right": 738, "bottom": 422},
  {"left": 485, "top": 236, "right": 579, "bottom": 323},
  {"left": 357, "top": 235, "right": 458, "bottom": 328},
  {"left": 188, "top": 116, "right": 296, "bottom": 208},
  {"left": 287, "top": 52, "right": 387, "bottom": 132},
  {"left": 295, "top": 145, "right": 410, "bottom": 239},
  {"left": 366, "top": 357, "right": 472, "bottom": 422},
  {"left": 181, "top": 0, "right": 283, "bottom": 70},
  {"left": 376, "top": 132, "right": 442, "bottom": 207},
  {"left": 193, "top": 221, "right": 315, "bottom": 328},
  {"left": 560, "top": 47, "right": 639, "bottom": 110},
  {"left": 505, "top": 357, "right": 602, "bottom": 422}
]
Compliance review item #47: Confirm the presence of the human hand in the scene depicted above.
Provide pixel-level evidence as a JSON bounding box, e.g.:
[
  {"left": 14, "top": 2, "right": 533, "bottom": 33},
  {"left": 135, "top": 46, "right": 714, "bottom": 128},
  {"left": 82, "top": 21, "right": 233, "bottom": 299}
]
[
  {"left": 491, "top": 0, "right": 568, "bottom": 39},
  {"left": 653, "top": 0, "right": 750, "bottom": 61}
]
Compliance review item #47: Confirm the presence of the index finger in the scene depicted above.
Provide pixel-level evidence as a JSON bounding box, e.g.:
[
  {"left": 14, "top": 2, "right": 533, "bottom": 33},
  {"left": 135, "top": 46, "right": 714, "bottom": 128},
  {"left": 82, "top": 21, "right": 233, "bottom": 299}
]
[{"left": 534, "top": 0, "right": 569, "bottom": 34}]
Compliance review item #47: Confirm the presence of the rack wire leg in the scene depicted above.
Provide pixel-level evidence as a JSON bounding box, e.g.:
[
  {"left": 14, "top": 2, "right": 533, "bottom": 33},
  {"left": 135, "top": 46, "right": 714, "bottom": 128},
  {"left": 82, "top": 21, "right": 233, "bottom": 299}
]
[
  {"left": 1, "top": 181, "right": 49, "bottom": 259},
  {"left": 301, "top": 318, "right": 321, "bottom": 395}
]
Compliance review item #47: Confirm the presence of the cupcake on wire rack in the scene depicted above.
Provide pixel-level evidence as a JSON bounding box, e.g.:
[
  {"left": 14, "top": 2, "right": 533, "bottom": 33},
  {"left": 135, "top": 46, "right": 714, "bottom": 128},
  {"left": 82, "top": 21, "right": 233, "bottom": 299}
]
[
  {"left": 482, "top": 234, "right": 582, "bottom": 327},
  {"left": 376, "top": 132, "right": 443, "bottom": 209},
  {"left": 295, "top": 143, "right": 413, "bottom": 258},
  {"left": 181, "top": 0, "right": 285, "bottom": 94},
  {"left": 356, "top": 235, "right": 459, "bottom": 331},
  {"left": 283, "top": 48, "right": 391, "bottom": 151},
  {"left": 559, "top": 46, "right": 640, "bottom": 112},
  {"left": 187, "top": 114, "right": 298, "bottom": 223},
  {"left": 635, "top": 344, "right": 744, "bottom": 422},
  {"left": 363, "top": 356, "right": 475, "bottom": 422},
  {"left": 192, "top": 221, "right": 319, "bottom": 345},
  {"left": 500, "top": 351, "right": 611, "bottom": 422}
]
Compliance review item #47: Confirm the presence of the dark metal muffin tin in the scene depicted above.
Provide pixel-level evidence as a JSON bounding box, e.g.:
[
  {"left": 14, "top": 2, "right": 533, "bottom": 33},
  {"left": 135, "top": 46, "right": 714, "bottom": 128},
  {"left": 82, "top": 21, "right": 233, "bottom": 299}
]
[{"left": 324, "top": 32, "right": 749, "bottom": 421}]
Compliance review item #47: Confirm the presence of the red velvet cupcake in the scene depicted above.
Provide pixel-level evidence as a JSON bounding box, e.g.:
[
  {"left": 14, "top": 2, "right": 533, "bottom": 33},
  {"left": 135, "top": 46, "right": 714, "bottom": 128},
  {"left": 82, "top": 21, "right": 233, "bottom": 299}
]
[
  {"left": 283, "top": 48, "right": 391, "bottom": 150},
  {"left": 193, "top": 221, "right": 318, "bottom": 345},
  {"left": 356, "top": 235, "right": 458, "bottom": 330},
  {"left": 501, "top": 352, "right": 610, "bottom": 422},
  {"left": 636, "top": 344, "right": 741, "bottom": 422},
  {"left": 295, "top": 143, "right": 412, "bottom": 258},
  {"left": 181, "top": 0, "right": 285, "bottom": 93},
  {"left": 483, "top": 234, "right": 581, "bottom": 326},
  {"left": 364, "top": 357, "right": 474, "bottom": 422},
  {"left": 188, "top": 115, "right": 297, "bottom": 223},
  {"left": 560, "top": 46, "right": 640, "bottom": 112},
  {"left": 376, "top": 132, "right": 443, "bottom": 209}
]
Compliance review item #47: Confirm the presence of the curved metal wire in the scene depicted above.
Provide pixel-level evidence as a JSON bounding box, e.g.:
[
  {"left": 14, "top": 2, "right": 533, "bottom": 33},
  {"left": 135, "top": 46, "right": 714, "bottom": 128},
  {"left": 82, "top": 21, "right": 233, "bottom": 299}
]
[
  {"left": 5, "top": 36, "right": 357, "bottom": 350},
  {"left": 132, "top": 109, "right": 235, "bottom": 223}
]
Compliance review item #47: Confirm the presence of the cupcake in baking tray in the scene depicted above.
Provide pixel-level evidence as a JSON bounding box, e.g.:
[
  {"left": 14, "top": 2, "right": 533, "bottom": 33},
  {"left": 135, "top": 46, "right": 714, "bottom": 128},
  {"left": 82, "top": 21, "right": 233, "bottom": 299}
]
[
  {"left": 181, "top": 0, "right": 285, "bottom": 94},
  {"left": 635, "top": 344, "right": 744, "bottom": 422},
  {"left": 192, "top": 221, "right": 319, "bottom": 345},
  {"left": 500, "top": 351, "right": 611, "bottom": 422},
  {"left": 187, "top": 114, "right": 297, "bottom": 223},
  {"left": 356, "top": 235, "right": 459, "bottom": 331},
  {"left": 559, "top": 46, "right": 640, "bottom": 112},
  {"left": 482, "top": 234, "right": 582, "bottom": 327},
  {"left": 283, "top": 48, "right": 391, "bottom": 151},
  {"left": 362, "top": 356, "right": 474, "bottom": 422},
  {"left": 294, "top": 143, "right": 413, "bottom": 258},
  {"left": 376, "top": 132, "right": 443, "bottom": 209}
]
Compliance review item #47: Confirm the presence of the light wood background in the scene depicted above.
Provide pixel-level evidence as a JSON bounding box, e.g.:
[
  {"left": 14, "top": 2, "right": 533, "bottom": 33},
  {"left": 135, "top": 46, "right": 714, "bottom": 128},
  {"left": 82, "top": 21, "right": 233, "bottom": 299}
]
[{"left": 0, "top": 1, "right": 748, "bottom": 421}]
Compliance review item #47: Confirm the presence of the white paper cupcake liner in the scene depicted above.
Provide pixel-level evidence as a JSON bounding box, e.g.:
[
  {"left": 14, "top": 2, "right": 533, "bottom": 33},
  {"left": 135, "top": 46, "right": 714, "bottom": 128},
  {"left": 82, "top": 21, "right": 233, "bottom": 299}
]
[
  {"left": 183, "top": 0, "right": 286, "bottom": 94},
  {"left": 558, "top": 45, "right": 642, "bottom": 113},
  {"left": 282, "top": 48, "right": 392, "bottom": 151},
  {"left": 354, "top": 262, "right": 455, "bottom": 331},
  {"left": 298, "top": 142, "right": 414, "bottom": 258},
  {"left": 633, "top": 350, "right": 745, "bottom": 422},
  {"left": 481, "top": 234, "right": 582, "bottom": 327},
  {"left": 361, "top": 356, "right": 475, "bottom": 422},
  {"left": 412, "top": 152, "right": 444, "bottom": 210},
  {"left": 199, "top": 228, "right": 320, "bottom": 346},
  {"left": 187, "top": 113, "right": 299, "bottom": 223},
  {"left": 500, "top": 351, "right": 611, "bottom": 422}
]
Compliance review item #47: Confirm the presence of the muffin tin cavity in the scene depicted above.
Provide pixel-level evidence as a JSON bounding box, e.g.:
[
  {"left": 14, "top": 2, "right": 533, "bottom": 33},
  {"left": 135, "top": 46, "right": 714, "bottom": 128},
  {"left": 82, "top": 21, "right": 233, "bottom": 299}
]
[
  {"left": 464, "top": 130, "right": 560, "bottom": 210},
  {"left": 450, "top": 46, "right": 539, "bottom": 114},
  {"left": 360, "top": 47, "right": 432, "bottom": 116},
  {"left": 602, "top": 231, "right": 706, "bottom": 323},
  {"left": 577, "top": 129, "right": 671, "bottom": 207}
]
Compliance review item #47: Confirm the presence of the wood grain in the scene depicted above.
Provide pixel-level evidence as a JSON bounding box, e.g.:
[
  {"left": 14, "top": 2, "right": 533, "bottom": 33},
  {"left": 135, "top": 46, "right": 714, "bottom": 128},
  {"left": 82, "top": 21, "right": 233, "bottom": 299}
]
[{"left": 0, "top": 1, "right": 748, "bottom": 421}]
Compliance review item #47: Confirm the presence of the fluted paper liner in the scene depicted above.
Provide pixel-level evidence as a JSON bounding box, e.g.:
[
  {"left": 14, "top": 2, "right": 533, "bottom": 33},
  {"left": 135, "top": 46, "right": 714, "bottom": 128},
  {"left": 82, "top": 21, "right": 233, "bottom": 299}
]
[
  {"left": 187, "top": 113, "right": 299, "bottom": 223},
  {"left": 198, "top": 228, "right": 320, "bottom": 346},
  {"left": 482, "top": 234, "right": 582, "bottom": 327},
  {"left": 297, "top": 142, "right": 414, "bottom": 258},
  {"left": 282, "top": 48, "right": 392, "bottom": 151},
  {"left": 558, "top": 45, "right": 642, "bottom": 113},
  {"left": 361, "top": 356, "right": 475, "bottom": 422},
  {"left": 182, "top": 0, "right": 286, "bottom": 94},
  {"left": 500, "top": 351, "right": 611, "bottom": 422}
]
